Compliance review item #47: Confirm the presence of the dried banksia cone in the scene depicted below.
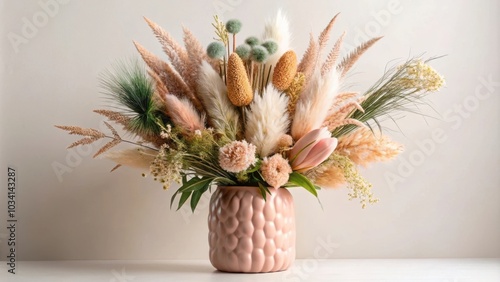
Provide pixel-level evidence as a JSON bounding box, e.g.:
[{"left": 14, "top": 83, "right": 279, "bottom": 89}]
[
  {"left": 227, "top": 53, "right": 253, "bottom": 106},
  {"left": 272, "top": 50, "right": 298, "bottom": 91}
]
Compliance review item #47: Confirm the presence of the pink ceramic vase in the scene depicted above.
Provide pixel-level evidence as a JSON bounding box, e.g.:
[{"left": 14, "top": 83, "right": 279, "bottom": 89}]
[{"left": 208, "top": 186, "right": 296, "bottom": 273}]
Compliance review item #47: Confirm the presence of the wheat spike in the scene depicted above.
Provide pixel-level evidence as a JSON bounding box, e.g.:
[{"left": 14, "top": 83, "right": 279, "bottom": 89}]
[
  {"left": 93, "top": 110, "right": 131, "bottom": 127},
  {"left": 337, "top": 36, "right": 382, "bottom": 78},
  {"left": 318, "top": 13, "right": 340, "bottom": 52},
  {"left": 143, "top": 17, "right": 189, "bottom": 77},
  {"left": 133, "top": 41, "right": 204, "bottom": 113},
  {"left": 93, "top": 139, "right": 121, "bottom": 158},
  {"left": 182, "top": 27, "right": 218, "bottom": 92},
  {"left": 321, "top": 31, "right": 346, "bottom": 76},
  {"left": 284, "top": 72, "right": 306, "bottom": 116},
  {"left": 55, "top": 125, "right": 104, "bottom": 138},
  {"left": 297, "top": 33, "right": 319, "bottom": 81},
  {"left": 67, "top": 137, "right": 100, "bottom": 149},
  {"left": 110, "top": 164, "right": 122, "bottom": 172}
]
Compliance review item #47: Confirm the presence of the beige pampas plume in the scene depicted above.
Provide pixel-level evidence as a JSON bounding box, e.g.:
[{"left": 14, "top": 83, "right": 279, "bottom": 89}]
[
  {"left": 323, "top": 95, "right": 366, "bottom": 131},
  {"left": 164, "top": 94, "right": 205, "bottom": 134},
  {"left": 291, "top": 68, "right": 340, "bottom": 140},
  {"left": 227, "top": 53, "right": 253, "bottom": 106},
  {"left": 337, "top": 36, "right": 382, "bottom": 79},
  {"left": 103, "top": 148, "right": 157, "bottom": 171},
  {"left": 262, "top": 9, "right": 291, "bottom": 72},
  {"left": 197, "top": 61, "right": 240, "bottom": 140},
  {"left": 272, "top": 50, "right": 298, "bottom": 91},
  {"left": 246, "top": 85, "right": 290, "bottom": 157},
  {"left": 336, "top": 128, "right": 403, "bottom": 166},
  {"left": 311, "top": 165, "right": 346, "bottom": 189}
]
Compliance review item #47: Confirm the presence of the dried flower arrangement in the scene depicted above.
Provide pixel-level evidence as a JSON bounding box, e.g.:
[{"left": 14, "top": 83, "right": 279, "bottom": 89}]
[{"left": 57, "top": 11, "right": 444, "bottom": 210}]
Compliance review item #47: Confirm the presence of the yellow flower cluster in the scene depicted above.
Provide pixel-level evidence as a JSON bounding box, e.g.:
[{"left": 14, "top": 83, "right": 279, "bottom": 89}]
[
  {"left": 150, "top": 144, "right": 183, "bottom": 190},
  {"left": 397, "top": 60, "right": 445, "bottom": 92},
  {"left": 331, "top": 154, "right": 379, "bottom": 208}
]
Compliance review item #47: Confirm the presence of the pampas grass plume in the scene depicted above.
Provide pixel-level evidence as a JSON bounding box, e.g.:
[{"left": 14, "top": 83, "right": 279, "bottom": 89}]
[{"left": 246, "top": 85, "right": 290, "bottom": 157}]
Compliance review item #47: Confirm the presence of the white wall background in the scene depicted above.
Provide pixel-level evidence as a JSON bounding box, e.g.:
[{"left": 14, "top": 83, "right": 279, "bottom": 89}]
[{"left": 0, "top": 0, "right": 499, "bottom": 260}]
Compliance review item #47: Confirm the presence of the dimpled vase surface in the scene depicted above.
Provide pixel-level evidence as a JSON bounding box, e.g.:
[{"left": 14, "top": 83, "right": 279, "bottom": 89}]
[{"left": 208, "top": 186, "right": 296, "bottom": 273}]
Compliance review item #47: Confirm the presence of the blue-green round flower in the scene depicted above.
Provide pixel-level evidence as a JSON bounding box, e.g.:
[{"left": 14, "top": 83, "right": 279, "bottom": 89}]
[
  {"left": 245, "top": 36, "right": 260, "bottom": 47},
  {"left": 235, "top": 44, "right": 251, "bottom": 60},
  {"left": 206, "top": 41, "right": 226, "bottom": 59},
  {"left": 261, "top": 40, "right": 278, "bottom": 55},
  {"left": 225, "top": 19, "right": 242, "bottom": 34},
  {"left": 250, "top": 46, "right": 269, "bottom": 63}
]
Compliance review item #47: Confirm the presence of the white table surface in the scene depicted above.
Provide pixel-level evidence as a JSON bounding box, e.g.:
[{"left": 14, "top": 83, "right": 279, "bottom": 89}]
[{"left": 1, "top": 259, "right": 499, "bottom": 282}]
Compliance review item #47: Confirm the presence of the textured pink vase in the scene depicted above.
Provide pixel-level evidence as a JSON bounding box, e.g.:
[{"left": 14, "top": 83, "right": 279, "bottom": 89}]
[{"left": 208, "top": 186, "right": 295, "bottom": 273}]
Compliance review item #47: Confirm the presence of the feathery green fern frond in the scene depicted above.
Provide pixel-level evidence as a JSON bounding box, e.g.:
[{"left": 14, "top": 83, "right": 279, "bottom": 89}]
[{"left": 100, "top": 60, "right": 166, "bottom": 136}]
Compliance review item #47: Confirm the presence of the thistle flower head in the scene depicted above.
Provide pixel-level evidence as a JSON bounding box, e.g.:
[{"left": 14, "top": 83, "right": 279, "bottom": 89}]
[
  {"left": 235, "top": 44, "right": 251, "bottom": 60},
  {"left": 206, "top": 41, "right": 226, "bottom": 59},
  {"left": 226, "top": 19, "right": 242, "bottom": 34},
  {"left": 219, "top": 140, "right": 256, "bottom": 173},
  {"left": 226, "top": 53, "right": 253, "bottom": 106},
  {"left": 261, "top": 40, "right": 278, "bottom": 54},
  {"left": 245, "top": 36, "right": 260, "bottom": 47},
  {"left": 251, "top": 45, "right": 269, "bottom": 63}
]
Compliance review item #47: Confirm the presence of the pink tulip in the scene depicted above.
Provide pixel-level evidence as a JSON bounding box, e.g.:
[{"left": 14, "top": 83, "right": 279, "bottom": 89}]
[{"left": 289, "top": 127, "right": 338, "bottom": 172}]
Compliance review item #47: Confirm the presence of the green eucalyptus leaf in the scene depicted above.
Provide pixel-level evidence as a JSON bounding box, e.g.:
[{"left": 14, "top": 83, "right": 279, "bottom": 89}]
[
  {"left": 288, "top": 172, "right": 318, "bottom": 197},
  {"left": 177, "top": 191, "right": 192, "bottom": 210},
  {"left": 179, "top": 176, "right": 213, "bottom": 193},
  {"left": 257, "top": 182, "right": 268, "bottom": 200},
  {"left": 190, "top": 183, "right": 210, "bottom": 212}
]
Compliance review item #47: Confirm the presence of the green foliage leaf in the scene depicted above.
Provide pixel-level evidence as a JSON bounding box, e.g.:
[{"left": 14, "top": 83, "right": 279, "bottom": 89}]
[
  {"left": 177, "top": 191, "right": 192, "bottom": 211},
  {"left": 190, "top": 184, "right": 210, "bottom": 212},
  {"left": 257, "top": 181, "right": 271, "bottom": 200},
  {"left": 171, "top": 176, "right": 214, "bottom": 212},
  {"left": 178, "top": 176, "right": 213, "bottom": 193},
  {"left": 246, "top": 159, "right": 262, "bottom": 173},
  {"left": 287, "top": 172, "right": 318, "bottom": 197}
]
